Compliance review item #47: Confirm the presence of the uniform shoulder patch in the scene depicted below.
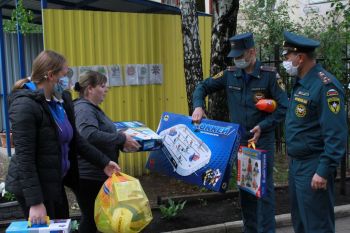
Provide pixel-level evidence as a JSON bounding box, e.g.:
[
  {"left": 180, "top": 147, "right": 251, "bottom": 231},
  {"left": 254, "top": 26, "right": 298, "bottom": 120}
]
[
  {"left": 260, "top": 66, "right": 277, "bottom": 72},
  {"left": 327, "top": 96, "right": 340, "bottom": 114},
  {"left": 276, "top": 73, "right": 286, "bottom": 91},
  {"left": 212, "top": 71, "right": 224, "bottom": 79},
  {"left": 318, "top": 72, "right": 332, "bottom": 85},
  {"left": 227, "top": 66, "right": 237, "bottom": 72}
]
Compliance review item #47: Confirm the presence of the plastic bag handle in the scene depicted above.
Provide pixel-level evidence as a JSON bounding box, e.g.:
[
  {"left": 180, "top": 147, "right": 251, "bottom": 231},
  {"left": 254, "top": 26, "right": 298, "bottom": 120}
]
[
  {"left": 28, "top": 216, "right": 50, "bottom": 228},
  {"left": 112, "top": 172, "right": 135, "bottom": 182},
  {"left": 248, "top": 142, "right": 256, "bottom": 150}
]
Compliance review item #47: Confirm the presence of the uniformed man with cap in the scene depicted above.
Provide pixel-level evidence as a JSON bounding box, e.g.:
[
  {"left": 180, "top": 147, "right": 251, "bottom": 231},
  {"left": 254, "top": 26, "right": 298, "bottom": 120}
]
[
  {"left": 282, "top": 31, "right": 347, "bottom": 233},
  {"left": 192, "top": 32, "right": 288, "bottom": 233}
]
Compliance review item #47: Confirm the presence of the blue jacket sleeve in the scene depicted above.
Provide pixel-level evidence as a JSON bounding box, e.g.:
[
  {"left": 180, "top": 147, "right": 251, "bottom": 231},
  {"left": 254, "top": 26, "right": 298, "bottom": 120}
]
[
  {"left": 192, "top": 71, "right": 227, "bottom": 108},
  {"left": 316, "top": 84, "right": 347, "bottom": 178},
  {"left": 258, "top": 73, "right": 288, "bottom": 131}
]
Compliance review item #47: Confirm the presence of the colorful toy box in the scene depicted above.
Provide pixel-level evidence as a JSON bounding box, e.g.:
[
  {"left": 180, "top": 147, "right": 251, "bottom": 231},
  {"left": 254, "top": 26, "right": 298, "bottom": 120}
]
[
  {"left": 114, "top": 121, "right": 162, "bottom": 152},
  {"left": 6, "top": 219, "right": 71, "bottom": 233},
  {"left": 146, "top": 112, "right": 241, "bottom": 192},
  {"left": 237, "top": 146, "right": 267, "bottom": 198}
]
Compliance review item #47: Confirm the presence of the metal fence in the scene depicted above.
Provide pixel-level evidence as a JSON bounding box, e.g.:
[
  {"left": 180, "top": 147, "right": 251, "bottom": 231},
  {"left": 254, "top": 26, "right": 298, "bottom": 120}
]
[{"left": 0, "top": 33, "right": 43, "bottom": 132}]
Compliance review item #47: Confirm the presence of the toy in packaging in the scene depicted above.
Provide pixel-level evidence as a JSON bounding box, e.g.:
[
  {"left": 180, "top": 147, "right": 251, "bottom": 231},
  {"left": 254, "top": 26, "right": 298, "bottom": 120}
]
[
  {"left": 114, "top": 121, "right": 162, "bottom": 152},
  {"left": 236, "top": 145, "right": 267, "bottom": 198},
  {"left": 6, "top": 218, "right": 71, "bottom": 233},
  {"left": 146, "top": 112, "right": 241, "bottom": 192}
]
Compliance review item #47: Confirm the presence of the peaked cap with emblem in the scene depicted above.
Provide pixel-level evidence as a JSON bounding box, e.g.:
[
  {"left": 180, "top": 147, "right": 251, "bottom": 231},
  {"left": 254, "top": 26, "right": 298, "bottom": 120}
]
[
  {"left": 282, "top": 31, "right": 320, "bottom": 55},
  {"left": 227, "top": 32, "right": 255, "bottom": 58}
]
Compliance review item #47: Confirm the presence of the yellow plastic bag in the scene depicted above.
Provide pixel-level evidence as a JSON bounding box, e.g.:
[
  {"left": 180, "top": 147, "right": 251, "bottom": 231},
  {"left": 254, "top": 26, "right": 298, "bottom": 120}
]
[{"left": 94, "top": 172, "right": 153, "bottom": 233}]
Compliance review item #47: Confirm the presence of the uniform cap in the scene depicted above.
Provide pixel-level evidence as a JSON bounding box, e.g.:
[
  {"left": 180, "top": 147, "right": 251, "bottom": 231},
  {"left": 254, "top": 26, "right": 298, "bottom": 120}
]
[{"left": 227, "top": 32, "right": 255, "bottom": 58}]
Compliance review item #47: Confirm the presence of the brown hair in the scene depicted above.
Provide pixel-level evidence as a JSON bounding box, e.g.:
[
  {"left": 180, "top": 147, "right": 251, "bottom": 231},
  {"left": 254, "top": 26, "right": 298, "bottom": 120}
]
[
  {"left": 74, "top": 70, "right": 107, "bottom": 97},
  {"left": 12, "top": 77, "right": 30, "bottom": 91},
  {"left": 31, "top": 50, "right": 66, "bottom": 84}
]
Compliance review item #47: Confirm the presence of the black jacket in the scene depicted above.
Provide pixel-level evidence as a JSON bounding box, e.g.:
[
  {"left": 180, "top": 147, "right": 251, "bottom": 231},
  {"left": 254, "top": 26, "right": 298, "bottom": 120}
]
[
  {"left": 6, "top": 89, "right": 111, "bottom": 207},
  {"left": 73, "top": 98, "right": 126, "bottom": 181}
]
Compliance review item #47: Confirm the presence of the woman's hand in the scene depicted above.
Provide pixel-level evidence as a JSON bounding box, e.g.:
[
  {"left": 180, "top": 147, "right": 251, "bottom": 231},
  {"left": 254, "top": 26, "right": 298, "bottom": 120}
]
[
  {"left": 123, "top": 134, "right": 141, "bottom": 152},
  {"left": 103, "top": 161, "right": 121, "bottom": 176},
  {"left": 29, "top": 203, "right": 47, "bottom": 225}
]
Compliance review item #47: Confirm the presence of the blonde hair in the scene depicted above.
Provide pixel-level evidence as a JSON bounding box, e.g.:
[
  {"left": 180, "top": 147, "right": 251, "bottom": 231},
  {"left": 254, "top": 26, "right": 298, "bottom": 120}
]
[
  {"left": 31, "top": 50, "right": 66, "bottom": 84},
  {"left": 74, "top": 70, "right": 107, "bottom": 97}
]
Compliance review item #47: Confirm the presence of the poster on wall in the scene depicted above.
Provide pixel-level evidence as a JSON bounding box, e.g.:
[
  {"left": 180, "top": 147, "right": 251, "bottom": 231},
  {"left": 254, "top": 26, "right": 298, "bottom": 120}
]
[
  {"left": 67, "top": 67, "right": 79, "bottom": 88},
  {"left": 149, "top": 64, "right": 163, "bottom": 84},
  {"left": 137, "top": 64, "right": 150, "bottom": 85},
  {"left": 78, "top": 66, "right": 95, "bottom": 75},
  {"left": 93, "top": 66, "right": 108, "bottom": 77},
  {"left": 107, "top": 65, "right": 123, "bottom": 86},
  {"left": 125, "top": 64, "right": 138, "bottom": 85}
]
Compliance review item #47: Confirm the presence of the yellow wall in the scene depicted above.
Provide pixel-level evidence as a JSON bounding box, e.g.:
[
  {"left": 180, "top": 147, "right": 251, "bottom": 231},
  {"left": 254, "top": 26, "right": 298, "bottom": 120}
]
[{"left": 43, "top": 9, "right": 212, "bottom": 176}]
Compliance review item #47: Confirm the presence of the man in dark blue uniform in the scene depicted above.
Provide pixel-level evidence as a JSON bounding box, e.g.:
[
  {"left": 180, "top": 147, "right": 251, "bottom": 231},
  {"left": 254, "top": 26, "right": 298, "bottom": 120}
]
[
  {"left": 283, "top": 31, "right": 347, "bottom": 233},
  {"left": 192, "top": 32, "right": 288, "bottom": 233}
]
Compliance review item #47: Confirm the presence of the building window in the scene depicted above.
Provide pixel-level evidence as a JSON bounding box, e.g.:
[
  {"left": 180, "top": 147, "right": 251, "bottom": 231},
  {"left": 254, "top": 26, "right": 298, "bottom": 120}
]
[
  {"left": 309, "top": 0, "right": 329, "bottom": 4},
  {"left": 257, "top": 0, "right": 276, "bottom": 10},
  {"left": 162, "top": 0, "right": 180, "bottom": 7}
]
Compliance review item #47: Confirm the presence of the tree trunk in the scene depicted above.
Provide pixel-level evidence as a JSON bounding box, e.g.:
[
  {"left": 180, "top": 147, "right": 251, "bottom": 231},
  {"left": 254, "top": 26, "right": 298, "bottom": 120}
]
[
  {"left": 180, "top": 0, "right": 204, "bottom": 115},
  {"left": 207, "top": 0, "right": 239, "bottom": 121}
]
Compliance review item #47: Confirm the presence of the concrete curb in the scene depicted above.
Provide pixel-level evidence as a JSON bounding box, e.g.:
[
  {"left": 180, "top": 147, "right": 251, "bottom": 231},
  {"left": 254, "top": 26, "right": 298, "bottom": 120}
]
[{"left": 164, "top": 204, "right": 350, "bottom": 233}]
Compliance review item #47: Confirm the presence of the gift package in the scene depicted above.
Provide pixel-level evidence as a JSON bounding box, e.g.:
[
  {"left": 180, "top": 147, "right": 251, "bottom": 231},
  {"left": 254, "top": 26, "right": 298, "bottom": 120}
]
[
  {"left": 114, "top": 121, "right": 162, "bottom": 152},
  {"left": 94, "top": 173, "right": 152, "bottom": 233},
  {"left": 6, "top": 219, "right": 71, "bottom": 233},
  {"left": 237, "top": 145, "right": 267, "bottom": 198},
  {"left": 146, "top": 112, "right": 241, "bottom": 192}
]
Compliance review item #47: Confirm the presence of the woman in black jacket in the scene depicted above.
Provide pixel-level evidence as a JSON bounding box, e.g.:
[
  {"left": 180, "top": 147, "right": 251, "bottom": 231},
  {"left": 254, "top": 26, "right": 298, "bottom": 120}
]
[
  {"left": 6, "top": 50, "right": 120, "bottom": 224},
  {"left": 73, "top": 70, "right": 140, "bottom": 233}
]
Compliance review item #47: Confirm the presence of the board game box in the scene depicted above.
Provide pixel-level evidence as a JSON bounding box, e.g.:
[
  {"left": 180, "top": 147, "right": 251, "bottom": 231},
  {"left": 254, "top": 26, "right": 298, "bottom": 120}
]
[
  {"left": 237, "top": 146, "right": 267, "bottom": 198},
  {"left": 114, "top": 121, "right": 162, "bottom": 152},
  {"left": 6, "top": 219, "right": 71, "bottom": 233},
  {"left": 146, "top": 112, "right": 241, "bottom": 192}
]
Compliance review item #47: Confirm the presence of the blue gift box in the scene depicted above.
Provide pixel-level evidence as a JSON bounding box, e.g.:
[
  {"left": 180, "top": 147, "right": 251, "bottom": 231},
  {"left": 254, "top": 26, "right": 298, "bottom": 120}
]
[
  {"left": 6, "top": 219, "right": 71, "bottom": 233},
  {"left": 236, "top": 146, "right": 267, "bottom": 198},
  {"left": 114, "top": 121, "right": 162, "bottom": 152},
  {"left": 146, "top": 112, "right": 241, "bottom": 192}
]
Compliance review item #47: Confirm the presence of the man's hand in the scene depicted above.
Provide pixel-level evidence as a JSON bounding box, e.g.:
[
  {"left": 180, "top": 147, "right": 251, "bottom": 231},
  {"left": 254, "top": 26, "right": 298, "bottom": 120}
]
[
  {"left": 123, "top": 134, "right": 141, "bottom": 152},
  {"left": 192, "top": 107, "right": 206, "bottom": 124},
  {"left": 103, "top": 161, "right": 121, "bottom": 177},
  {"left": 248, "top": 125, "right": 261, "bottom": 144},
  {"left": 29, "top": 203, "right": 47, "bottom": 225},
  {"left": 311, "top": 173, "right": 327, "bottom": 190}
]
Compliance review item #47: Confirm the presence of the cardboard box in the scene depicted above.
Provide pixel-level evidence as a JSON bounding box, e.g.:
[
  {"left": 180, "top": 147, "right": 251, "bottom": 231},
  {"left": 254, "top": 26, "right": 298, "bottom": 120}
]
[
  {"left": 6, "top": 219, "right": 71, "bottom": 233},
  {"left": 114, "top": 121, "right": 162, "bottom": 152},
  {"left": 237, "top": 146, "right": 267, "bottom": 198},
  {"left": 146, "top": 112, "right": 241, "bottom": 192}
]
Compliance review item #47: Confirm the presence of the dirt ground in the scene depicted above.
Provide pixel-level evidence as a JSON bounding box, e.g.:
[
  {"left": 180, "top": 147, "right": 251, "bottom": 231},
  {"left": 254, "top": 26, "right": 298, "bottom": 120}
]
[
  {"left": 142, "top": 177, "right": 350, "bottom": 232},
  {"left": 64, "top": 170, "right": 350, "bottom": 233}
]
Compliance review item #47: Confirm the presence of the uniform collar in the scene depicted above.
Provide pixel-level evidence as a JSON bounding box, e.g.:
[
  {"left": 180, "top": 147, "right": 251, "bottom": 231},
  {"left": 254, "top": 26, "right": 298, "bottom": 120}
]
[
  {"left": 297, "top": 63, "right": 322, "bottom": 88},
  {"left": 235, "top": 60, "right": 261, "bottom": 79}
]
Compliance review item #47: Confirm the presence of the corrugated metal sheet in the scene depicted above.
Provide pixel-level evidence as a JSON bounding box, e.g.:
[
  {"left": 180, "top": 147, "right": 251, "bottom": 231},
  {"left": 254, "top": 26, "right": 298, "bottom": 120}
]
[
  {"left": 0, "top": 33, "right": 43, "bottom": 131},
  {"left": 43, "top": 9, "right": 211, "bottom": 176}
]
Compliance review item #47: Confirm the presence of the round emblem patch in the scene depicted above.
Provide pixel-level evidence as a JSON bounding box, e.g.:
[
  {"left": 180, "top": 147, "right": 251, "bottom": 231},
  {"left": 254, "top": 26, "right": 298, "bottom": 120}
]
[
  {"left": 295, "top": 104, "right": 307, "bottom": 117},
  {"left": 254, "top": 92, "right": 265, "bottom": 102}
]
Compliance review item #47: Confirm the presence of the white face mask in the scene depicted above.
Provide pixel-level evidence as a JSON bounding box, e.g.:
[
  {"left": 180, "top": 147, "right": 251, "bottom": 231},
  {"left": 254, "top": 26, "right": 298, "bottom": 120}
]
[
  {"left": 283, "top": 60, "right": 299, "bottom": 76},
  {"left": 234, "top": 57, "right": 250, "bottom": 69}
]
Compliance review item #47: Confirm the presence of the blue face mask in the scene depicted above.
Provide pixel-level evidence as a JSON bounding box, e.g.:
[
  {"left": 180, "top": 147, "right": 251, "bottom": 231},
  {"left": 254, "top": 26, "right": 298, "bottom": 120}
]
[{"left": 54, "top": 76, "right": 70, "bottom": 97}]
